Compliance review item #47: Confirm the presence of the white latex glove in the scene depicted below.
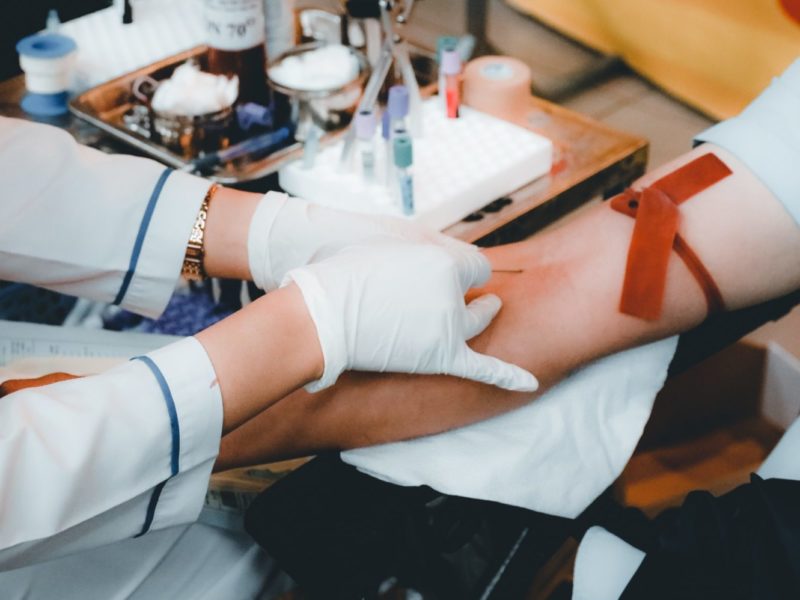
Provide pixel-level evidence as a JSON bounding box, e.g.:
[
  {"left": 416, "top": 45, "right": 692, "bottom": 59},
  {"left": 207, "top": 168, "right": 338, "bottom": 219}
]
[
  {"left": 248, "top": 192, "right": 477, "bottom": 290},
  {"left": 283, "top": 241, "right": 539, "bottom": 393}
]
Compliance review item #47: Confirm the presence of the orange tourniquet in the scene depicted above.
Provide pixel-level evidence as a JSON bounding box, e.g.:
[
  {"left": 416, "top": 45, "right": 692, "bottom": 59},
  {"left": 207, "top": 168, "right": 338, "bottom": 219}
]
[{"left": 610, "top": 153, "right": 732, "bottom": 320}]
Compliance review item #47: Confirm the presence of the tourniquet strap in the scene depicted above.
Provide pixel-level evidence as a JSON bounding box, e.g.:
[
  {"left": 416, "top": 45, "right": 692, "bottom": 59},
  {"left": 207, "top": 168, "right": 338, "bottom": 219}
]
[{"left": 610, "top": 153, "right": 732, "bottom": 320}]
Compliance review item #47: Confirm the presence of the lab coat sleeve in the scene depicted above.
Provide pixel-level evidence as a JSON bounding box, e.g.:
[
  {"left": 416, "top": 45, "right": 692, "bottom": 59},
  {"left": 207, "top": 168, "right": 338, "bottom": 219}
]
[
  {"left": 572, "top": 526, "right": 645, "bottom": 600},
  {"left": 0, "top": 336, "right": 223, "bottom": 571},
  {"left": 0, "top": 116, "right": 213, "bottom": 318},
  {"left": 696, "top": 58, "right": 800, "bottom": 228}
]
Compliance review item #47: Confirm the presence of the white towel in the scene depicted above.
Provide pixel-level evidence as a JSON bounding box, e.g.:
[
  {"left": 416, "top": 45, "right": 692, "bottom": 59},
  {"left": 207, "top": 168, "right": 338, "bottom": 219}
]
[{"left": 342, "top": 336, "right": 678, "bottom": 518}]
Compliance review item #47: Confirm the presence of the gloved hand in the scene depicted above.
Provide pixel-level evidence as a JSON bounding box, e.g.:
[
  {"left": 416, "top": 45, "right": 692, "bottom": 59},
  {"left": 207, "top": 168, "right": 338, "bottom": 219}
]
[
  {"left": 247, "top": 193, "right": 478, "bottom": 291},
  {"left": 283, "top": 241, "right": 539, "bottom": 393}
]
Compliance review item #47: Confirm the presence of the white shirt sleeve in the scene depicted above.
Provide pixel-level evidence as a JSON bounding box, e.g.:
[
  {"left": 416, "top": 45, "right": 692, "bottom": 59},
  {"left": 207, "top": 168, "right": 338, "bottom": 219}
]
[
  {"left": 696, "top": 59, "right": 800, "bottom": 228},
  {"left": 572, "top": 526, "right": 645, "bottom": 600},
  {"left": 0, "top": 119, "right": 229, "bottom": 570},
  {"left": 0, "top": 336, "right": 223, "bottom": 571},
  {"left": 0, "top": 116, "right": 213, "bottom": 318}
]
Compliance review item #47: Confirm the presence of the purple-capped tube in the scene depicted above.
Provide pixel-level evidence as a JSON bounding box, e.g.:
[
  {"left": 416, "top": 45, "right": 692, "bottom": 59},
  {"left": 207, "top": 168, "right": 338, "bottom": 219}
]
[
  {"left": 387, "top": 85, "right": 409, "bottom": 134},
  {"left": 354, "top": 109, "right": 377, "bottom": 183},
  {"left": 382, "top": 110, "right": 393, "bottom": 186}
]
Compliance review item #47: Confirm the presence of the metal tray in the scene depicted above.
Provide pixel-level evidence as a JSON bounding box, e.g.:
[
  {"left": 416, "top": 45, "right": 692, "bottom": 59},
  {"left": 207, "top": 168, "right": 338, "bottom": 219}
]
[{"left": 69, "top": 45, "right": 437, "bottom": 184}]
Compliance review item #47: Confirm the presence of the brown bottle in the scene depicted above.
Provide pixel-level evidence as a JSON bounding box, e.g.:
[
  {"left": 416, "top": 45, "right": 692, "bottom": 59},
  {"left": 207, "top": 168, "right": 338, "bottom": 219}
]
[{"left": 204, "top": 0, "right": 270, "bottom": 105}]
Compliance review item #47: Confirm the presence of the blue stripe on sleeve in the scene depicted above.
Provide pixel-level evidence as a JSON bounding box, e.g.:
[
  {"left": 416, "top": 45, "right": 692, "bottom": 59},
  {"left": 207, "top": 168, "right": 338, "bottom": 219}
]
[
  {"left": 131, "top": 354, "right": 182, "bottom": 536},
  {"left": 113, "top": 168, "right": 174, "bottom": 306},
  {"left": 135, "top": 480, "right": 167, "bottom": 538},
  {"left": 133, "top": 355, "right": 180, "bottom": 475}
]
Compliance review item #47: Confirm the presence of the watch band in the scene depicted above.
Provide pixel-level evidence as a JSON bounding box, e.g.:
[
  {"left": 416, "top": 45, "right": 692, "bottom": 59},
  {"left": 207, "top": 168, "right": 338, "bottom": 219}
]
[{"left": 182, "top": 183, "right": 220, "bottom": 281}]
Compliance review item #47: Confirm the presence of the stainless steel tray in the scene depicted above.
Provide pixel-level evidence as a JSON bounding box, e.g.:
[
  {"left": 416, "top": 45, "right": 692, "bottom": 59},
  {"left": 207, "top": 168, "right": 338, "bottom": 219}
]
[{"left": 69, "top": 45, "right": 437, "bottom": 184}]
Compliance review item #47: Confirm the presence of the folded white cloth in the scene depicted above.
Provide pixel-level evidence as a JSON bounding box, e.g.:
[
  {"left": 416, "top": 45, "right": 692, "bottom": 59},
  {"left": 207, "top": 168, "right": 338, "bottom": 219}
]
[{"left": 342, "top": 336, "right": 678, "bottom": 518}]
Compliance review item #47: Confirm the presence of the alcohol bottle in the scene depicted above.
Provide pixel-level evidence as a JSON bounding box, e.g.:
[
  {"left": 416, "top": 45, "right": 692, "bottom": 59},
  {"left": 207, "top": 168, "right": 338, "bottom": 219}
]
[{"left": 204, "top": 0, "right": 270, "bottom": 105}]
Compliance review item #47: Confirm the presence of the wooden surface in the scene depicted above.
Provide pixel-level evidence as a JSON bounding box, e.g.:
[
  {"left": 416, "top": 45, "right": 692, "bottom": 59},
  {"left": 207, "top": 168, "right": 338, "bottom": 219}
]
[
  {"left": 619, "top": 417, "right": 783, "bottom": 516},
  {"left": 1, "top": 72, "right": 647, "bottom": 246}
]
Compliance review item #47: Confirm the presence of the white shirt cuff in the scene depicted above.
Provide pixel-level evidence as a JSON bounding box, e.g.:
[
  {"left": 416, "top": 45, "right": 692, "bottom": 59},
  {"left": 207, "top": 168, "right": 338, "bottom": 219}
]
[
  {"left": 572, "top": 526, "right": 645, "bottom": 600},
  {"left": 143, "top": 337, "right": 223, "bottom": 528},
  {"left": 121, "top": 172, "right": 213, "bottom": 318}
]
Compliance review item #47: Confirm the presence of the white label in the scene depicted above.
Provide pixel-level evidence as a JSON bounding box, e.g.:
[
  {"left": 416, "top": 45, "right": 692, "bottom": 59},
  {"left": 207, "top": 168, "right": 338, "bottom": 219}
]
[{"left": 204, "top": 0, "right": 266, "bottom": 51}]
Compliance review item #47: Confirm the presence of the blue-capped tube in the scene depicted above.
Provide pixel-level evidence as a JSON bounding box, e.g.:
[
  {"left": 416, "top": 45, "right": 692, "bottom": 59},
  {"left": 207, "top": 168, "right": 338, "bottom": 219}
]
[{"left": 393, "top": 133, "right": 414, "bottom": 216}]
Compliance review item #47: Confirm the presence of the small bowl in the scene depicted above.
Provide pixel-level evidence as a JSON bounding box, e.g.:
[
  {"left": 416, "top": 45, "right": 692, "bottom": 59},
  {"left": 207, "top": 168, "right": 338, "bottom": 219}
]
[
  {"left": 151, "top": 105, "right": 233, "bottom": 157},
  {"left": 130, "top": 73, "right": 235, "bottom": 157},
  {"left": 267, "top": 42, "right": 369, "bottom": 140}
]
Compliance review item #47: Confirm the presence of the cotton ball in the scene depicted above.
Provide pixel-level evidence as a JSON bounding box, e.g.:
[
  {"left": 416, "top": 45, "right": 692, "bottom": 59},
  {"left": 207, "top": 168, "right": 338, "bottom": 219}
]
[
  {"left": 269, "top": 44, "right": 360, "bottom": 92},
  {"left": 152, "top": 62, "right": 239, "bottom": 116}
]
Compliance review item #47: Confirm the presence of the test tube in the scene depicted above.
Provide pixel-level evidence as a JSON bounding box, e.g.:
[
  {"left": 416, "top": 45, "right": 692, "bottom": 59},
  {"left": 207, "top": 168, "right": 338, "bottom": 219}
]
[
  {"left": 382, "top": 110, "right": 393, "bottom": 186},
  {"left": 441, "top": 49, "right": 462, "bottom": 119},
  {"left": 354, "top": 109, "right": 377, "bottom": 183},
  {"left": 387, "top": 85, "right": 410, "bottom": 135},
  {"left": 393, "top": 133, "right": 414, "bottom": 216},
  {"left": 436, "top": 36, "right": 458, "bottom": 105}
]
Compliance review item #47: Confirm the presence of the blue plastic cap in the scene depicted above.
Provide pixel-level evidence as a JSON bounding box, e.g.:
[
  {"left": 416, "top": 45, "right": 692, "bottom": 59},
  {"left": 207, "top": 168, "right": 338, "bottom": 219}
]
[
  {"left": 21, "top": 91, "right": 69, "bottom": 116},
  {"left": 436, "top": 36, "right": 458, "bottom": 63},
  {"left": 17, "top": 33, "right": 76, "bottom": 59},
  {"left": 388, "top": 85, "right": 409, "bottom": 119},
  {"left": 393, "top": 133, "right": 413, "bottom": 168}
]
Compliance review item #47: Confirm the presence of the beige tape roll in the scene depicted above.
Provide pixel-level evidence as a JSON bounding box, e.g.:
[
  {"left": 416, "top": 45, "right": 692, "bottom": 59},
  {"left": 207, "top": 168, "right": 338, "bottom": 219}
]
[{"left": 463, "top": 56, "right": 533, "bottom": 120}]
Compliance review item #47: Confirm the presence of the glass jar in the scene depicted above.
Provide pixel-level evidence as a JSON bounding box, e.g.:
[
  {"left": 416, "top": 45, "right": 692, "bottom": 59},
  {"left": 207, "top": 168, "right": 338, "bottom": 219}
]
[{"left": 204, "top": 0, "right": 270, "bottom": 105}]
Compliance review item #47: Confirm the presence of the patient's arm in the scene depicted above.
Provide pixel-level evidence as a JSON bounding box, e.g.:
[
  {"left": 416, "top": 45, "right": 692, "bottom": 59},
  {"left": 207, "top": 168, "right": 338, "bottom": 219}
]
[{"left": 215, "top": 143, "right": 800, "bottom": 471}]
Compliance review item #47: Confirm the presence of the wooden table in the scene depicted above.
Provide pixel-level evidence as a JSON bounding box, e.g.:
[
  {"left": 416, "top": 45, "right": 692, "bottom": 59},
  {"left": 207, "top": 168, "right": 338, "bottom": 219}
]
[{"left": 0, "top": 74, "right": 647, "bottom": 247}]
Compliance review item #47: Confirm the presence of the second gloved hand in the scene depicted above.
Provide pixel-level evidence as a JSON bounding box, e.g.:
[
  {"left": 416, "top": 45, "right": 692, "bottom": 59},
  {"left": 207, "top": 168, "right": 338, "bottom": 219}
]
[
  {"left": 247, "top": 193, "right": 478, "bottom": 290},
  {"left": 283, "top": 241, "right": 539, "bottom": 393}
]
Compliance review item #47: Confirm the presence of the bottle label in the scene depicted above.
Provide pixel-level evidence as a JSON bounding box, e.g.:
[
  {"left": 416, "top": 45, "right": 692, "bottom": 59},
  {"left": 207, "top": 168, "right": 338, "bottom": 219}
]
[{"left": 204, "top": 0, "right": 266, "bottom": 51}]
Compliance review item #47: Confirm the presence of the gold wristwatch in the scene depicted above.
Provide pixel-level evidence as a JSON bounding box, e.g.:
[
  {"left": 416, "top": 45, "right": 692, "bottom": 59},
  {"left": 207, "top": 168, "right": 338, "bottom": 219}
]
[{"left": 182, "top": 183, "right": 220, "bottom": 281}]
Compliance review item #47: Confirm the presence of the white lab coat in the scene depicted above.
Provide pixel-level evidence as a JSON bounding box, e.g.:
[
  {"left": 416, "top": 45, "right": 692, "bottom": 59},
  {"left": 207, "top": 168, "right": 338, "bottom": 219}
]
[{"left": 0, "top": 116, "right": 273, "bottom": 594}]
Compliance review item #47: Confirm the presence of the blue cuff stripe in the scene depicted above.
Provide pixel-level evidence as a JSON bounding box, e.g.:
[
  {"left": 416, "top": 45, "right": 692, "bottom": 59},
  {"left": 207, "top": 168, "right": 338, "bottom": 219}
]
[
  {"left": 135, "top": 480, "right": 167, "bottom": 538},
  {"left": 133, "top": 355, "right": 180, "bottom": 475},
  {"left": 113, "top": 168, "right": 174, "bottom": 306}
]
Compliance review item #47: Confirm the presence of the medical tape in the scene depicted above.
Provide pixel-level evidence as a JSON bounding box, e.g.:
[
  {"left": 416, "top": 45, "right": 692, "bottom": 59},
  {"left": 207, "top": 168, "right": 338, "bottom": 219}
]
[{"left": 610, "top": 153, "right": 732, "bottom": 320}]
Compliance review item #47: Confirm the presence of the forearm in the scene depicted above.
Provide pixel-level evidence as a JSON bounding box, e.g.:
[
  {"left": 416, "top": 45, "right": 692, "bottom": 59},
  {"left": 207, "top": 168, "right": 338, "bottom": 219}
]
[
  {"left": 195, "top": 284, "right": 322, "bottom": 433},
  {"left": 203, "top": 186, "right": 261, "bottom": 281},
  {"left": 216, "top": 143, "right": 800, "bottom": 470}
]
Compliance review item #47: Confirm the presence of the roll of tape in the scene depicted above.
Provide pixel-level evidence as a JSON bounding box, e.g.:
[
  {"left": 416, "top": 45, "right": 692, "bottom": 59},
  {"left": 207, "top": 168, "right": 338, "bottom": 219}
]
[
  {"left": 463, "top": 56, "right": 532, "bottom": 120},
  {"left": 19, "top": 54, "right": 76, "bottom": 94},
  {"left": 16, "top": 33, "right": 77, "bottom": 116}
]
